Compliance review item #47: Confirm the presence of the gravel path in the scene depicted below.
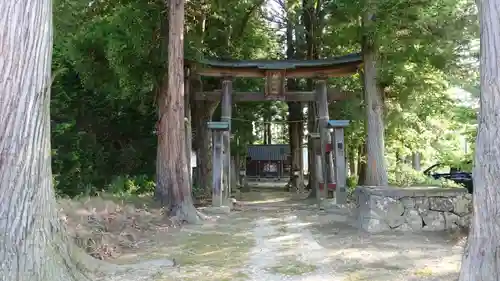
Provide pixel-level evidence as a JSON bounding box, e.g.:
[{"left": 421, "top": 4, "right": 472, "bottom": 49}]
[
  {"left": 242, "top": 197, "right": 464, "bottom": 281},
  {"left": 98, "top": 189, "right": 466, "bottom": 281},
  {"left": 245, "top": 214, "right": 346, "bottom": 281}
]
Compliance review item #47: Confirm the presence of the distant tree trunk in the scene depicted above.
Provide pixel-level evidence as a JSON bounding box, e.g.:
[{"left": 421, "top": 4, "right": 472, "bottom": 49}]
[
  {"left": 288, "top": 102, "right": 304, "bottom": 188},
  {"left": 185, "top": 71, "right": 193, "bottom": 188},
  {"left": 458, "top": 1, "right": 500, "bottom": 279},
  {"left": 191, "top": 76, "right": 219, "bottom": 198},
  {"left": 361, "top": 2, "right": 388, "bottom": 186},
  {"left": 266, "top": 120, "right": 272, "bottom": 144},
  {"left": 263, "top": 112, "right": 272, "bottom": 145},
  {"left": 0, "top": 0, "right": 96, "bottom": 279},
  {"left": 348, "top": 147, "right": 357, "bottom": 177},
  {"left": 156, "top": 0, "right": 201, "bottom": 223},
  {"left": 357, "top": 142, "right": 367, "bottom": 186},
  {"left": 263, "top": 122, "right": 268, "bottom": 144},
  {"left": 412, "top": 152, "right": 421, "bottom": 171}
]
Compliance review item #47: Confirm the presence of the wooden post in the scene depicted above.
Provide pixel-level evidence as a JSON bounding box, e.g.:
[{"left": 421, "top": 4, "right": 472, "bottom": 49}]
[
  {"left": 308, "top": 133, "right": 321, "bottom": 204},
  {"left": 221, "top": 78, "right": 232, "bottom": 204},
  {"left": 334, "top": 127, "right": 347, "bottom": 204},
  {"left": 299, "top": 128, "right": 305, "bottom": 188},
  {"left": 208, "top": 121, "right": 229, "bottom": 207},
  {"left": 212, "top": 130, "right": 223, "bottom": 206},
  {"left": 316, "top": 79, "right": 332, "bottom": 201},
  {"left": 326, "top": 131, "right": 335, "bottom": 198}
]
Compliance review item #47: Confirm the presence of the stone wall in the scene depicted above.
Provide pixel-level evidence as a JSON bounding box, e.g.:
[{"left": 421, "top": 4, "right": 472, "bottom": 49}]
[{"left": 354, "top": 186, "right": 472, "bottom": 233}]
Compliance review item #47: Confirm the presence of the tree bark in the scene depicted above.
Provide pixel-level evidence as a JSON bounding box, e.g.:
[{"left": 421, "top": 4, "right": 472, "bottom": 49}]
[
  {"left": 0, "top": 0, "right": 97, "bottom": 279},
  {"left": 155, "top": 0, "right": 201, "bottom": 223},
  {"left": 348, "top": 147, "right": 357, "bottom": 177},
  {"left": 362, "top": 2, "right": 389, "bottom": 186},
  {"left": 302, "top": 0, "right": 320, "bottom": 197},
  {"left": 458, "top": 0, "right": 500, "bottom": 279},
  {"left": 185, "top": 70, "right": 193, "bottom": 189},
  {"left": 285, "top": 13, "right": 305, "bottom": 191},
  {"left": 357, "top": 142, "right": 367, "bottom": 186},
  {"left": 266, "top": 119, "right": 272, "bottom": 144}
]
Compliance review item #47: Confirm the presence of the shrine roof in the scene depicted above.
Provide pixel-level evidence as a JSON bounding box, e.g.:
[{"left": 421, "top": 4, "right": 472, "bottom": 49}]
[
  {"left": 197, "top": 53, "right": 361, "bottom": 69},
  {"left": 190, "top": 53, "right": 362, "bottom": 78}
]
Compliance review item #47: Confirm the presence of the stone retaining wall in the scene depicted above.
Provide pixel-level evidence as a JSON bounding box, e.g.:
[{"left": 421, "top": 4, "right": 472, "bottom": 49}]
[{"left": 354, "top": 186, "right": 472, "bottom": 233}]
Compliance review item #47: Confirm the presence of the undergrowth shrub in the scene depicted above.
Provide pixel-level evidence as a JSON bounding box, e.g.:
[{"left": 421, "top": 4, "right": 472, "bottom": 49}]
[
  {"left": 107, "top": 174, "right": 156, "bottom": 196},
  {"left": 388, "top": 165, "right": 462, "bottom": 188}
]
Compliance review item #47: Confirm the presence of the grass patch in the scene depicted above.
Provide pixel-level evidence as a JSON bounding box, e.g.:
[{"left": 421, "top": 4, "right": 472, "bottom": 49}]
[
  {"left": 173, "top": 232, "right": 254, "bottom": 267},
  {"left": 268, "top": 259, "right": 317, "bottom": 276},
  {"left": 142, "top": 219, "right": 255, "bottom": 281}
]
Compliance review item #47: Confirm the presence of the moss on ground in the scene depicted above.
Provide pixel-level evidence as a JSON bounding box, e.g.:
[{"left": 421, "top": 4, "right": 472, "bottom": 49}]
[
  {"left": 267, "top": 259, "right": 317, "bottom": 276},
  {"left": 141, "top": 216, "right": 255, "bottom": 281}
]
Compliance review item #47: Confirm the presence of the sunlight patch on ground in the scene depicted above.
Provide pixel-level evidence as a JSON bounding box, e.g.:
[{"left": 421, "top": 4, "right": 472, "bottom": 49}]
[{"left": 243, "top": 197, "right": 289, "bottom": 204}]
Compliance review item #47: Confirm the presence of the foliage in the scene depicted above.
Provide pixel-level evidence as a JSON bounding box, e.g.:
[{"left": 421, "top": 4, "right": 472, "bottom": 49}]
[{"left": 388, "top": 165, "right": 463, "bottom": 188}]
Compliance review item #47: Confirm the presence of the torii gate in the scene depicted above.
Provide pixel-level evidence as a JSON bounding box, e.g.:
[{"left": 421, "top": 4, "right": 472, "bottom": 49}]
[{"left": 192, "top": 53, "right": 363, "bottom": 207}]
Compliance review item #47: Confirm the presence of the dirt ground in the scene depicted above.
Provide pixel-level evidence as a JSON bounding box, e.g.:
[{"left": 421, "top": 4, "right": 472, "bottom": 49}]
[{"left": 66, "top": 184, "right": 466, "bottom": 281}]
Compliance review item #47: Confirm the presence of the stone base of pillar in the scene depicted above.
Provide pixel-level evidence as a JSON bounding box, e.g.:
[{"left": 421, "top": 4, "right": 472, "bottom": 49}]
[{"left": 212, "top": 194, "right": 223, "bottom": 207}]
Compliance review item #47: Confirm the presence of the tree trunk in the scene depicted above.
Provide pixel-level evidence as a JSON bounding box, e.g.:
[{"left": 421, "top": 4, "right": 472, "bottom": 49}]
[
  {"left": 288, "top": 103, "right": 304, "bottom": 188},
  {"left": 263, "top": 122, "right": 268, "bottom": 144},
  {"left": 285, "top": 14, "right": 305, "bottom": 191},
  {"left": 357, "top": 142, "right": 367, "bottom": 186},
  {"left": 266, "top": 121, "right": 272, "bottom": 144},
  {"left": 264, "top": 112, "right": 272, "bottom": 144},
  {"left": 361, "top": 3, "right": 388, "bottom": 186},
  {"left": 412, "top": 152, "right": 421, "bottom": 171},
  {"left": 348, "top": 147, "right": 357, "bottom": 177},
  {"left": 156, "top": 0, "right": 201, "bottom": 223},
  {"left": 458, "top": 1, "right": 500, "bottom": 279},
  {"left": 192, "top": 78, "right": 219, "bottom": 198},
  {"left": 185, "top": 71, "right": 193, "bottom": 189},
  {"left": 302, "top": 0, "right": 321, "bottom": 197},
  {"left": 0, "top": 0, "right": 96, "bottom": 279}
]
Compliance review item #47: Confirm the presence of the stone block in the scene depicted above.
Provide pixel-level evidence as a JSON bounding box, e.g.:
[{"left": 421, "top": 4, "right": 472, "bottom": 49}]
[
  {"left": 405, "top": 209, "right": 423, "bottom": 230},
  {"left": 429, "top": 197, "right": 454, "bottom": 212},
  {"left": 395, "top": 223, "right": 412, "bottom": 231},
  {"left": 422, "top": 211, "right": 446, "bottom": 231},
  {"left": 400, "top": 197, "right": 415, "bottom": 208},
  {"left": 443, "top": 211, "right": 460, "bottom": 228},
  {"left": 457, "top": 214, "right": 471, "bottom": 228},
  {"left": 372, "top": 196, "right": 405, "bottom": 217},
  {"left": 361, "top": 217, "right": 391, "bottom": 233},
  {"left": 414, "top": 197, "right": 430, "bottom": 213},
  {"left": 453, "top": 194, "right": 472, "bottom": 216}
]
